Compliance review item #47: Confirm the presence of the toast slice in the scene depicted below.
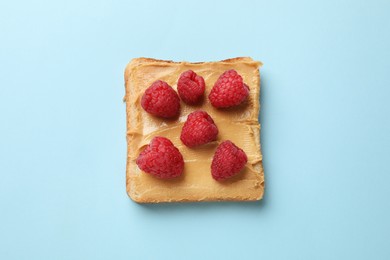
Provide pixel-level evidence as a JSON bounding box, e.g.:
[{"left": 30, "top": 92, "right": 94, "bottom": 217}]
[{"left": 124, "top": 57, "right": 264, "bottom": 203}]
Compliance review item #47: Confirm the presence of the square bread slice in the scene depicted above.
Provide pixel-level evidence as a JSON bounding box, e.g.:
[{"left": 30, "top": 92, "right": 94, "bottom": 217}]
[{"left": 124, "top": 57, "right": 264, "bottom": 203}]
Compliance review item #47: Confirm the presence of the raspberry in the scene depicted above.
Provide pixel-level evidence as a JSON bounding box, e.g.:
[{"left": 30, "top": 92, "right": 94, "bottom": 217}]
[
  {"left": 136, "top": 137, "right": 184, "bottom": 179},
  {"left": 211, "top": 140, "right": 248, "bottom": 181},
  {"left": 208, "top": 69, "right": 249, "bottom": 108},
  {"left": 177, "top": 70, "right": 205, "bottom": 104},
  {"left": 141, "top": 80, "right": 180, "bottom": 118},
  {"left": 180, "top": 110, "right": 218, "bottom": 147}
]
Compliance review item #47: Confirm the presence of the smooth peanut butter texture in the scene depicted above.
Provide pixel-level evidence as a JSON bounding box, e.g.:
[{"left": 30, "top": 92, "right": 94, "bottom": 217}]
[{"left": 124, "top": 57, "right": 264, "bottom": 203}]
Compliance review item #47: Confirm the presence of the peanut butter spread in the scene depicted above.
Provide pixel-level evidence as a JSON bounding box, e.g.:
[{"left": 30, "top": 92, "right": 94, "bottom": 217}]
[{"left": 124, "top": 57, "right": 264, "bottom": 202}]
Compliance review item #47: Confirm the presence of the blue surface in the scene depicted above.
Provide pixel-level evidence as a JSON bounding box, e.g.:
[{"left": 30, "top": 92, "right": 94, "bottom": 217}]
[{"left": 1, "top": 0, "right": 390, "bottom": 259}]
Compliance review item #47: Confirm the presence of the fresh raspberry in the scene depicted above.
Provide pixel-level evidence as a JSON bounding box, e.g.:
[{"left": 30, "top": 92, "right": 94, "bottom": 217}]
[
  {"left": 208, "top": 69, "right": 249, "bottom": 108},
  {"left": 141, "top": 80, "right": 180, "bottom": 118},
  {"left": 136, "top": 137, "right": 184, "bottom": 179},
  {"left": 180, "top": 110, "right": 219, "bottom": 147},
  {"left": 177, "top": 70, "right": 205, "bottom": 104},
  {"left": 211, "top": 140, "right": 248, "bottom": 181}
]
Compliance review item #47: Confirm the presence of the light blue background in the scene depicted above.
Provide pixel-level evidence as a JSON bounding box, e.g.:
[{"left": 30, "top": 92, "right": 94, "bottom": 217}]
[{"left": 1, "top": 0, "right": 390, "bottom": 259}]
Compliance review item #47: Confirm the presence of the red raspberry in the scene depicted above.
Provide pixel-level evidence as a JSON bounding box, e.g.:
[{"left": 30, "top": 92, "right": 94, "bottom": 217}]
[
  {"left": 211, "top": 140, "right": 248, "bottom": 181},
  {"left": 180, "top": 110, "right": 218, "bottom": 147},
  {"left": 141, "top": 80, "right": 180, "bottom": 118},
  {"left": 208, "top": 69, "right": 249, "bottom": 108},
  {"left": 136, "top": 137, "right": 184, "bottom": 179},
  {"left": 177, "top": 70, "right": 205, "bottom": 104}
]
